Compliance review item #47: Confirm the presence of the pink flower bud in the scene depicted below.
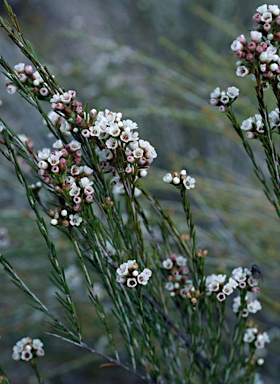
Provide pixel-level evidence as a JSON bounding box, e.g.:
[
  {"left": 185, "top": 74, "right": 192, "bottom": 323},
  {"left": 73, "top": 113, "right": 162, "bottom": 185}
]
[
  {"left": 74, "top": 157, "right": 81, "bottom": 164},
  {"left": 61, "top": 148, "right": 68, "bottom": 157},
  {"left": 182, "top": 267, "right": 188, "bottom": 274},
  {"left": 256, "top": 45, "right": 263, "bottom": 53},
  {"left": 38, "top": 169, "right": 46, "bottom": 176},
  {"left": 85, "top": 195, "right": 93, "bottom": 203},
  {"left": 25, "top": 65, "right": 33, "bottom": 74},
  {"left": 236, "top": 50, "right": 245, "bottom": 59},
  {"left": 167, "top": 275, "right": 173, "bottom": 281},
  {"left": 263, "top": 23, "right": 271, "bottom": 32},
  {"left": 181, "top": 276, "right": 188, "bottom": 282},
  {"left": 246, "top": 53, "right": 254, "bottom": 61},
  {"left": 59, "top": 158, "right": 66, "bottom": 165},
  {"left": 170, "top": 254, "right": 177, "bottom": 261},
  {"left": 125, "top": 166, "right": 132, "bottom": 173},
  {"left": 237, "top": 34, "right": 247, "bottom": 44},
  {"left": 247, "top": 42, "right": 256, "bottom": 51},
  {"left": 276, "top": 16, "right": 280, "bottom": 25},
  {"left": 252, "top": 13, "right": 261, "bottom": 22},
  {"left": 127, "top": 155, "right": 135, "bottom": 163},
  {"left": 75, "top": 116, "right": 83, "bottom": 124},
  {"left": 76, "top": 150, "right": 82, "bottom": 157},
  {"left": 44, "top": 177, "right": 51, "bottom": 183},
  {"left": 51, "top": 166, "right": 59, "bottom": 173},
  {"left": 76, "top": 106, "right": 83, "bottom": 115},
  {"left": 18, "top": 73, "right": 27, "bottom": 82},
  {"left": 172, "top": 270, "right": 179, "bottom": 276},
  {"left": 73, "top": 205, "right": 81, "bottom": 211}
]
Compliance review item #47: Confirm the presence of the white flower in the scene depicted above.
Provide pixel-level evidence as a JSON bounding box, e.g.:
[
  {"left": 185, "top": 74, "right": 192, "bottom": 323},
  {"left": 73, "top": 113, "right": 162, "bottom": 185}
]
[
  {"left": 6, "top": 84, "right": 18, "bottom": 94},
  {"left": 69, "top": 140, "right": 81, "bottom": 151},
  {"left": 256, "top": 5, "right": 267, "bottom": 14},
  {"left": 165, "top": 282, "right": 174, "bottom": 291},
  {"left": 127, "top": 278, "right": 137, "bottom": 288},
  {"left": 137, "top": 272, "right": 150, "bottom": 285},
  {"left": 269, "top": 5, "right": 280, "bottom": 15},
  {"left": 32, "top": 339, "right": 44, "bottom": 350},
  {"left": 69, "top": 182, "right": 81, "bottom": 197},
  {"left": 183, "top": 176, "right": 196, "bottom": 189},
  {"left": 163, "top": 173, "right": 173, "bottom": 183},
  {"left": 60, "top": 120, "right": 71, "bottom": 134},
  {"left": 210, "top": 87, "right": 221, "bottom": 99},
  {"left": 162, "top": 258, "right": 173, "bottom": 269},
  {"left": 236, "top": 65, "right": 249, "bottom": 77},
  {"left": 117, "top": 262, "right": 129, "bottom": 276},
  {"left": 79, "top": 177, "right": 93, "bottom": 189},
  {"left": 53, "top": 140, "right": 64, "bottom": 149},
  {"left": 176, "top": 256, "right": 187, "bottom": 267},
  {"left": 142, "top": 268, "right": 152, "bottom": 277},
  {"left": 69, "top": 214, "right": 83, "bottom": 226},
  {"left": 14, "top": 63, "right": 25, "bottom": 72},
  {"left": 241, "top": 117, "right": 254, "bottom": 131},
  {"left": 250, "top": 31, "right": 263, "bottom": 42},
  {"left": 33, "top": 71, "right": 44, "bottom": 86},
  {"left": 37, "top": 160, "right": 48, "bottom": 169},
  {"left": 89, "top": 125, "right": 101, "bottom": 137},
  {"left": 216, "top": 292, "right": 226, "bottom": 302},
  {"left": 48, "top": 154, "right": 60, "bottom": 166},
  {"left": 21, "top": 350, "right": 33, "bottom": 361},
  {"left": 231, "top": 40, "right": 243, "bottom": 51},
  {"left": 50, "top": 93, "right": 61, "bottom": 103},
  {"left": 261, "top": 11, "right": 272, "bottom": 23},
  {"left": 108, "top": 123, "right": 121, "bottom": 137},
  {"left": 106, "top": 137, "right": 119, "bottom": 149},
  {"left": 60, "top": 91, "right": 72, "bottom": 103},
  {"left": 227, "top": 86, "right": 239, "bottom": 98},
  {"left": 222, "top": 283, "right": 234, "bottom": 295},
  {"left": 247, "top": 299, "right": 262, "bottom": 313},
  {"left": 123, "top": 119, "right": 138, "bottom": 130}
]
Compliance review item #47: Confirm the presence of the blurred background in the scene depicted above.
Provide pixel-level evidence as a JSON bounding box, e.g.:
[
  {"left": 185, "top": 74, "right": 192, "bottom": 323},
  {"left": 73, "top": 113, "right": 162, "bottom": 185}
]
[{"left": 0, "top": 0, "right": 279, "bottom": 383}]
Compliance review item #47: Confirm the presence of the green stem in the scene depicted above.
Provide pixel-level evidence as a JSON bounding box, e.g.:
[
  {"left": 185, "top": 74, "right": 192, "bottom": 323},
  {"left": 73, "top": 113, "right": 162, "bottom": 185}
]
[{"left": 30, "top": 359, "right": 44, "bottom": 384}]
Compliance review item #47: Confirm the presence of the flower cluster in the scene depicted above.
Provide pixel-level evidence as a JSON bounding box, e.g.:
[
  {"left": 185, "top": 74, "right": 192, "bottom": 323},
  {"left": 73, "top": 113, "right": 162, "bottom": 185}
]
[
  {"left": 240, "top": 108, "right": 280, "bottom": 138},
  {"left": 37, "top": 139, "right": 94, "bottom": 226},
  {"left": 6, "top": 63, "right": 48, "bottom": 97},
  {"left": 231, "top": 4, "right": 280, "bottom": 86},
  {"left": 206, "top": 266, "right": 260, "bottom": 303},
  {"left": 162, "top": 254, "right": 194, "bottom": 298},
  {"left": 232, "top": 294, "right": 262, "bottom": 317},
  {"left": 163, "top": 170, "right": 196, "bottom": 190},
  {"left": 243, "top": 327, "right": 270, "bottom": 349},
  {"left": 6, "top": 64, "right": 158, "bottom": 185},
  {"left": 12, "top": 337, "right": 44, "bottom": 361},
  {"left": 116, "top": 260, "right": 152, "bottom": 288},
  {"left": 209, "top": 86, "right": 239, "bottom": 112}
]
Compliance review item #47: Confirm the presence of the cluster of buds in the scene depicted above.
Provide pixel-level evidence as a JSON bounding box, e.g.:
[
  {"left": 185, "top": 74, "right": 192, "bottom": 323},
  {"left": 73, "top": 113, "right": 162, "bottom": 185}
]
[
  {"left": 163, "top": 170, "right": 196, "bottom": 190},
  {"left": 162, "top": 254, "right": 194, "bottom": 298},
  {"left": 116, "top": 260, "right": 152, "bottom": 288},
  {"left": 209, "top": 86, "right": 239, "bottom": 112},
  {"left": 230, "top": 5, "right": 280, "bottom": 86},
  {"left": 6, "top": 63, "right": 49, "bottom": 97},
  {"left": 243, "top": 326, "right": 270, "bottom": 349},
  {"left": 37, "top": 139, "right": 95, "bottom": 226},
  {"left": 12, "top": 337, "right": 44, "bottom": 361},
  {"left": 206, "top": 266, "right": 261, "bottom": 304}
]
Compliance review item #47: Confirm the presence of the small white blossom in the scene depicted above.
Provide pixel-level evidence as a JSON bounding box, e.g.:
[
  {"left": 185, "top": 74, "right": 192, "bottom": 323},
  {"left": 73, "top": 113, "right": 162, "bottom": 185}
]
[
  {"left": 69, "top": 214, "right": 83, "bottom": 226},
  {"left": 163, "top": 173, "right": 173, "bottom": 183}
]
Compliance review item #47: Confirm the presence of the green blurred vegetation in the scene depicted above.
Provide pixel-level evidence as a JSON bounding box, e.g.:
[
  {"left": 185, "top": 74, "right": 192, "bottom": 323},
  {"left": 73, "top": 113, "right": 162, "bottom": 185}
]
[{"left": 0, "top": 0, "right": 279, "bottom": 383}]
